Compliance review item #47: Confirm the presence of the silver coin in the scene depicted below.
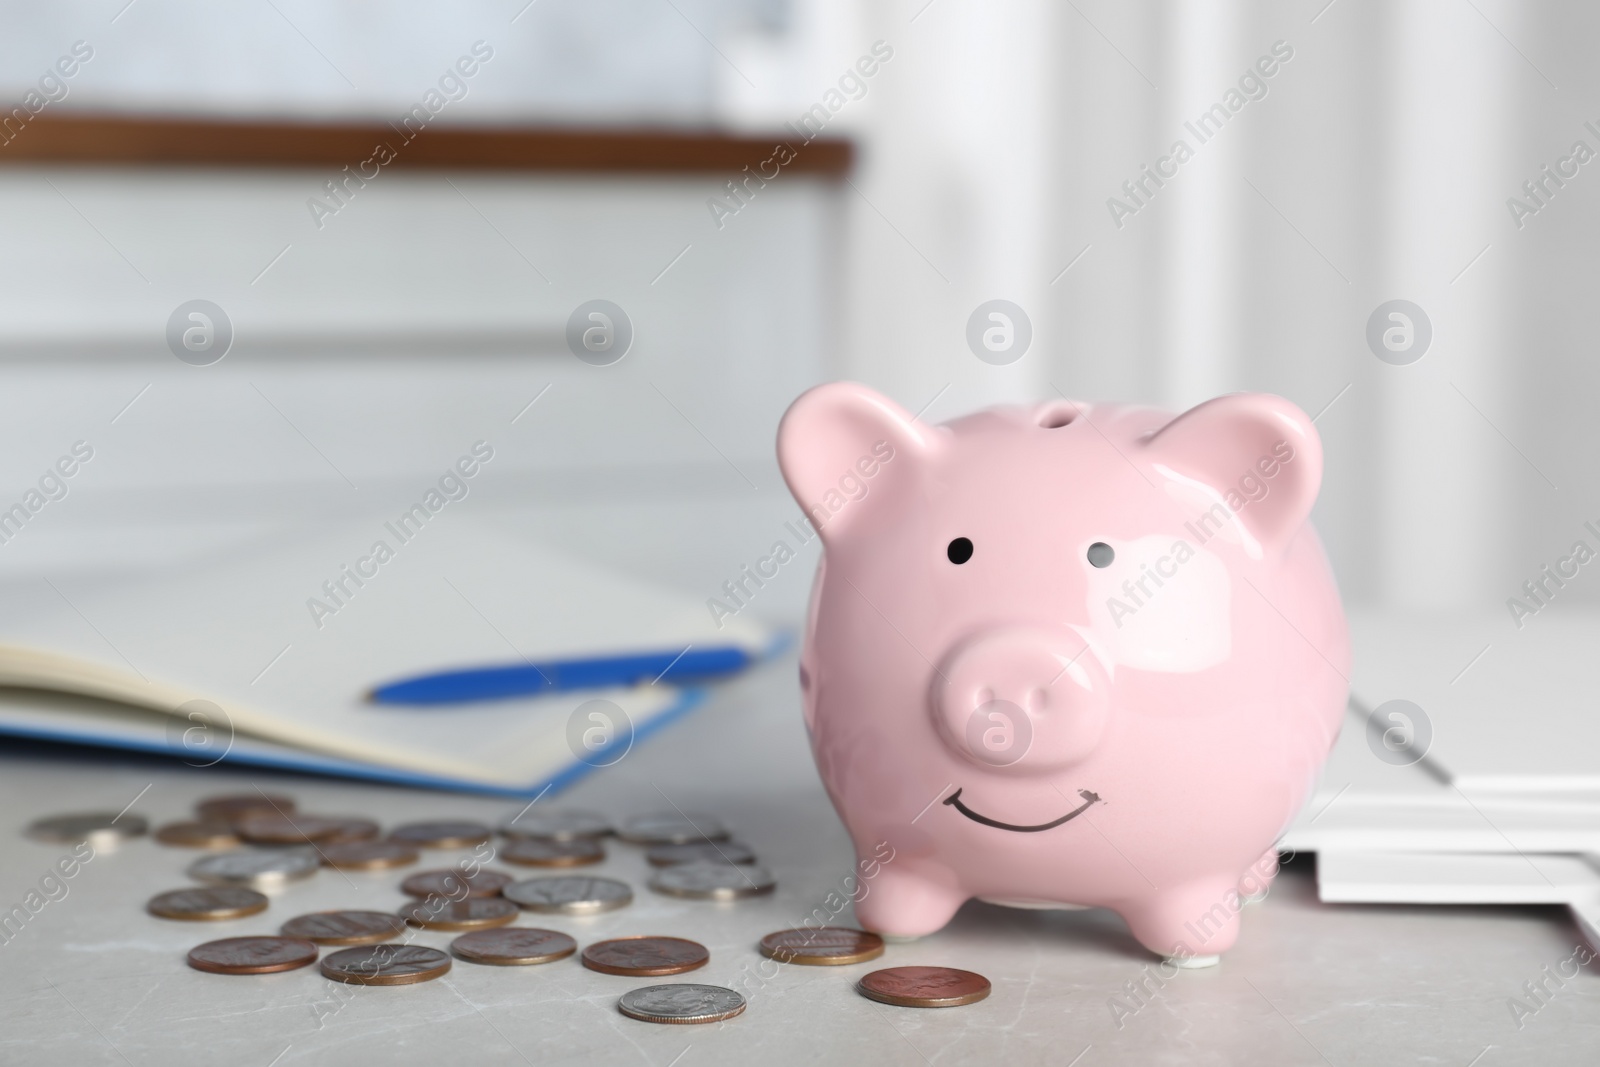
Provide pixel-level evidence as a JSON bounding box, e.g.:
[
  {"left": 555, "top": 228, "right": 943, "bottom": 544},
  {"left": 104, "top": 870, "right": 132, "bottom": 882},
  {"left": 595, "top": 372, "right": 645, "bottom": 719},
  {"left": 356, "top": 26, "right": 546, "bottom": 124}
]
[
  {"left": 617, "top": 811, "right": 728, "bottom": 846},
  {"left": 27, "top": 812, "right": 148, "bottom": 849},
  {"left": 188, "top": 847, "right": 319, "bottom": 890},
  {"left": 499, "top": 808, "right": 612, "bottom": 842},
  {"left": 502, "top": 876, "right": 633, "bottom": 915},
  {"left": 649, "top": 861, "right": 775, "bottom": 901},
  {"left": 646, "top": 840, "right": 756, "bottom": 867},
  {"left": 618, "top": 983, "right": 747, "bottom": 1024}
]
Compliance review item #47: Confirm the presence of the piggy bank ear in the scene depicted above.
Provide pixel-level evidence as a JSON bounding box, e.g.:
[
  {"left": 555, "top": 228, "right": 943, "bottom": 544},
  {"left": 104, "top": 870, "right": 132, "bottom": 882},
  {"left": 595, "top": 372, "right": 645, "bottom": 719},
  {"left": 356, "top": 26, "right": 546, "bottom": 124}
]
[
  {"left": 777, "top": 382, "right": 937, "bottom": 542},
  {"left": 1142, "top": 393, "right": 1323, "bottom": 557}
]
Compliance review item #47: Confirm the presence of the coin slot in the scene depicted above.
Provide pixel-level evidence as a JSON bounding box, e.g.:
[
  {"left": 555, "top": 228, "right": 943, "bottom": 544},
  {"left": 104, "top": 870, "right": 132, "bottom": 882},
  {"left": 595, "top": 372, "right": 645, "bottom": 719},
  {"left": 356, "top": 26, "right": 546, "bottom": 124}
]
[{"left": 1038, "top": 405, "right": 1075, "bottom": 428}]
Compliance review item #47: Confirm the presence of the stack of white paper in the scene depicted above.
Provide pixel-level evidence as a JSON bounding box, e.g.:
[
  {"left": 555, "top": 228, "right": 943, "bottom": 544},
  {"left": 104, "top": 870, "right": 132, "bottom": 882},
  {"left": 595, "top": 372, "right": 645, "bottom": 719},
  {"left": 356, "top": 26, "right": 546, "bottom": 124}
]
[{"left": 1282, "top": 608, "right": 1600, "bottom": 946}]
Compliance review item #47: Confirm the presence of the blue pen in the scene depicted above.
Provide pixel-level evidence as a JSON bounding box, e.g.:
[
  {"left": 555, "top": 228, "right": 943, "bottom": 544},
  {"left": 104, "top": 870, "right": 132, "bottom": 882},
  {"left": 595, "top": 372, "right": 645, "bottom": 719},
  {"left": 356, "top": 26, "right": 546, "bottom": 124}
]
[{"left": 368, "top": 645, "right": 754, "bottom": 705}]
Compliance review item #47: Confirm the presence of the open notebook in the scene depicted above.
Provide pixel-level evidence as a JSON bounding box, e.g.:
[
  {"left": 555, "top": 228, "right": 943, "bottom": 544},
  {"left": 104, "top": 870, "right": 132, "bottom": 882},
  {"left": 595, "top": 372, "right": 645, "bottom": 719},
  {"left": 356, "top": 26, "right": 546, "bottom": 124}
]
[{"left": 0, "top": 521, "right": 780, "bottom": 795}]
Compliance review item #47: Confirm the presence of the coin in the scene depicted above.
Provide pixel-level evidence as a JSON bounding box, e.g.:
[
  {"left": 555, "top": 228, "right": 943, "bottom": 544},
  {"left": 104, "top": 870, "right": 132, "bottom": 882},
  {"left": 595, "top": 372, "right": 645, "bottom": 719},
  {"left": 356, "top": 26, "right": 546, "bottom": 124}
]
[
  {"left": 155, "top": 820, "right": 240, "bottom": 849},
  {"left": 322, "top": 944, "right": 451, "bottom": 986},
  {"left": 318, "top": 817, "right": 382, "bottom": 843},
  {"left": 649, "top": 862, "right": 775, "bottom": 901},
  {"left": 26, "top": 812, "right": 148, "bottom": 849},
  {"left": 234, "top": 812, "right": 326, "bottom": 844},
  {"left": 388, "top": 820, "right": 492, "bottom": 848},
  {"left": 503, "top": 876, "right": 633, "bottom": 915},
  {"left": 400, "top": 867, "right": 512, "bottom": 899},
  {"left": 399, "top": 897, "right": 518, "bottom": 931},
  {"left": 187, "top": 936, "right": 318, "bottom": 975},
  {"left": 320, "top": 840, "right": 419, "bottom": 871},
  {"left": 855, "top": 966, "right": 991, "bottom": 1008},
  {"left": 500, "top": 837, "right": 604, "bottom": 868},
  {"left": 583, "top": 937, "right": 709, "bottom": 977},
  {"left": 759, "top": 927, "right": 885, "bottom": 966},
  {"left": 236, "top": 813, "right": 379, "bottom": 846},
  {"left": 147, "top": 887, "right": 269, "bottom": 921},
  {"left": 331, "top": 817, "right": 385, "bottom": 843},
  {"left": 499, "top": 808, "right": 611, "bottom": 842},
  {"left": 617, "top": 984, "right": 746, "bottom": 1025},
  {"left": 188, "top": 848, "right": 319, "bottom": 890},
  {"left": 617, "top": 812, "right": 728, "bottom": 846},
  {"left": 646, "top": 840, "right": 755, "bottom": 867},
  {"left": 281, "top": 910, "right": 409, "bottom": 945},
  {"left": 195, "top": 794, "right": 296, "bottom": 823},
  {"left": 451, "top": 928, "right": 577, "bottom": 967}
]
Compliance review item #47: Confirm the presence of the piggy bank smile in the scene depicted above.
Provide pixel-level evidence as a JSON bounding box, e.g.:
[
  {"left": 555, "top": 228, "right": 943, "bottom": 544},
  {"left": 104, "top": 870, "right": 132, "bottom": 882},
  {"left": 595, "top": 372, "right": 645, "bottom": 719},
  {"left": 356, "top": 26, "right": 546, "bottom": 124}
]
[
  {"left": 778, "top": 383, "right": 1349, "bottom": 964},
  {"left": 942, "top": 786, "right": 1102, "bottom": 832}
]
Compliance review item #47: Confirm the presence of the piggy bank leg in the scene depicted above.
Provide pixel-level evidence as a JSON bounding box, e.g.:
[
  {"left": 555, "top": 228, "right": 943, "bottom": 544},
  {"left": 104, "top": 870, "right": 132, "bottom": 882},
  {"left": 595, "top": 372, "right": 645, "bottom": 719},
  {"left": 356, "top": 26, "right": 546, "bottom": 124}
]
[
  {"left": 853, "top": 867, "right": 967, "bottom": 941},
  {"left": 1117, "top": 876, "right": 1242, "bottom": 967}
]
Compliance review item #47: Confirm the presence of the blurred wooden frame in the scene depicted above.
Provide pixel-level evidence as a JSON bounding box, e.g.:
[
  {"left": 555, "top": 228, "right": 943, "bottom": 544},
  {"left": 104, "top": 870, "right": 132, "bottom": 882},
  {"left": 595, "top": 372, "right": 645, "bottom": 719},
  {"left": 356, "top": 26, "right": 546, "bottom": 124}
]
[{"left": 0, "top": 113, "right": 853, "bottom": 175}]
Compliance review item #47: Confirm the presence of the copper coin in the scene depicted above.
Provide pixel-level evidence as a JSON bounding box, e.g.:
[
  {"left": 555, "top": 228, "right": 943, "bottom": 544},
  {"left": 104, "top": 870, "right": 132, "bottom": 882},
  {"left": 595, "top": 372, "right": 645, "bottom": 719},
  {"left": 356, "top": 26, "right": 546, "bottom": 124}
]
[
  {"left": 187, "top": 936, "right": 318, "bottom": 975},
  {"left": 319, "top": 817, "right": 383, "bottom": 844},
  {"left": 196, "top": 794, "right": 296, "bottom": 823},
  {"left": 155, "top": 820, "right": 240, "bottom": 849},
  {"left": 499, "top": 808, "right": 611, "bottom": 841},
  {"left": 759, "top": 927, "right": 884, "bottom": 966},
  {"left": 583, "top": 936, "right": 709, "bottom": 977},
  {"left": 320, "top": 840, "right": 419, "bottom": 871},
  {"left": 236, "top": 813, "right": 378, "bottom": 845},
  {"left": 617, "top": 812, "right": 728, "bottom": 846},
  {"left": 500, "top": 837, "right": 605, "bottom": 868},
  {"left": 233, "top": 812, "right": 338, "bottom": 844},
  {"left": 400, "top": 868, "right": 513, "bottom": 899},
  {"left": 322, "top": 944, "right": 451, "bottom": 986},
  {"left": 399, "top": 897, "right": 518, "bottom": 931},
  {"left": 281, "top": 910, "right": 408, "bottom": 945},
  {"left": 451, "top": 928, "right": 577, "bottom": 967},
  {"left": 646, "top": 840, "right": 755, "bottom": 867},
  {"left": 856, "top": 966, "right": 991, "bottom": 1008},
  {"left": 388, "top": 820, "right": 492, "bottom": 848},
  {"left": 617, "top": 984, "right": 746, "bottom": 1024},
  {"left": 147, "top": 887, "right": 268, "bottom": 921}
]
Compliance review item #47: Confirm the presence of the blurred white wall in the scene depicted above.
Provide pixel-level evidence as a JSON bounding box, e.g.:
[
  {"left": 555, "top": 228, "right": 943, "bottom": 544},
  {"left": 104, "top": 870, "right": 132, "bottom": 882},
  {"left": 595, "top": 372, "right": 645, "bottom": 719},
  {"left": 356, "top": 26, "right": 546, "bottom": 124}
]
[
  {"left": 4, "top": 0, "right": 1600, "bottom": 620},
  {"left": 0, "top": 0, "right": 780, "bottom": 124},
  {"left": 835, "top": 0, "right": 1599, "bottom": 616}
]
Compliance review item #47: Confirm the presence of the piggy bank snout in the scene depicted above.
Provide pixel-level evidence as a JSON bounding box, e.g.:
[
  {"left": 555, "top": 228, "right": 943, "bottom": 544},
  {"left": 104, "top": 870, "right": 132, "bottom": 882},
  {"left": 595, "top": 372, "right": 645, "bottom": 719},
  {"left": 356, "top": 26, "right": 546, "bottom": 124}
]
[{"left": 934, "top": 627, "right": 1109, "bottom": 773}]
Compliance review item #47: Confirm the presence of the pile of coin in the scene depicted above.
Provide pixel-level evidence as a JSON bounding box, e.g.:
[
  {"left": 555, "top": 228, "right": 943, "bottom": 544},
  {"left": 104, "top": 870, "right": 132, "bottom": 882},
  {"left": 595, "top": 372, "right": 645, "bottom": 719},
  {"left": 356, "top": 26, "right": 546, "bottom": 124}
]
[{"left": 26, "top": 795, "right": 993, "bottom": 1020}]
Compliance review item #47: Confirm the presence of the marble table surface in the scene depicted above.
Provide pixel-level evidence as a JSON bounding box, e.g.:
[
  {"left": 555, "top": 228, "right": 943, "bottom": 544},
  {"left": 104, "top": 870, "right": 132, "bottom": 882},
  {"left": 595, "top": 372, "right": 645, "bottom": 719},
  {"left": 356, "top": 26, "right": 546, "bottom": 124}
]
[{"left": 1, "top": 646, "right": 1596, "bottom": 1067}]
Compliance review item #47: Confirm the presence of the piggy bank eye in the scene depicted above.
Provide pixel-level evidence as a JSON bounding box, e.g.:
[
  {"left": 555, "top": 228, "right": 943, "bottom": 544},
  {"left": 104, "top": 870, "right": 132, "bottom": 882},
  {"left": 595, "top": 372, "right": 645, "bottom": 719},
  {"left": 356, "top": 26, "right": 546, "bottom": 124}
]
[
  {"left": 946, "top": 538, "right": 974, "bottom": 565},
  {"left": 1087, "top": 542, "right": 1114, "bottom": 568}
]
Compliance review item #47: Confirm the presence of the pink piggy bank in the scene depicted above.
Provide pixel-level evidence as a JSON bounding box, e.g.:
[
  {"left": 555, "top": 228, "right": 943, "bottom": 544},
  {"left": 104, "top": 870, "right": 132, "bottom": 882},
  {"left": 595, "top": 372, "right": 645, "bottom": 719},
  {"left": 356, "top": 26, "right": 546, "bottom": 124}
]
[{"left": 777, "top": 383, "right": 1348, "bottom": 964}]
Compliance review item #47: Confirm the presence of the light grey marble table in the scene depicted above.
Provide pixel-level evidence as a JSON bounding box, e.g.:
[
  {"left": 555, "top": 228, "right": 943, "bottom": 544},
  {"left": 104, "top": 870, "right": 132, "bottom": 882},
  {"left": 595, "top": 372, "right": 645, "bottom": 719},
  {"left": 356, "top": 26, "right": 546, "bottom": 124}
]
[{"left": 1, "top": 649, "right": 1596, "bottom": 1067}]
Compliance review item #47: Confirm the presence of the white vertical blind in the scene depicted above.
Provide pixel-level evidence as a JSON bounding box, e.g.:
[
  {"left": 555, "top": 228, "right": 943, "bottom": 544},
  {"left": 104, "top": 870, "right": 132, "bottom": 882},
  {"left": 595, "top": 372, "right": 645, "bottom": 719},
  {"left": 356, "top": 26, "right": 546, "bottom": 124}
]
[
  {"left": 831, "top": 0, "right": 1577, "bottom": 611},
  {"left": 1376, "top": 0, "right": 1515, "bottom": 609},
  {"left": 1156, "top": 0, "right": 1244, "bottom": 410}
]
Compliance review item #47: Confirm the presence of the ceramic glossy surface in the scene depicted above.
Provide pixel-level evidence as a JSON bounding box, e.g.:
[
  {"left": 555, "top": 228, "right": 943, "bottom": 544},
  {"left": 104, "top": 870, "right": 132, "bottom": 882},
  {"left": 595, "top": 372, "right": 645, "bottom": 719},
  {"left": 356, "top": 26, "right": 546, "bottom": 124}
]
[{"left": 777, "top": 383, "right": 1350, "bottom": 959}]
